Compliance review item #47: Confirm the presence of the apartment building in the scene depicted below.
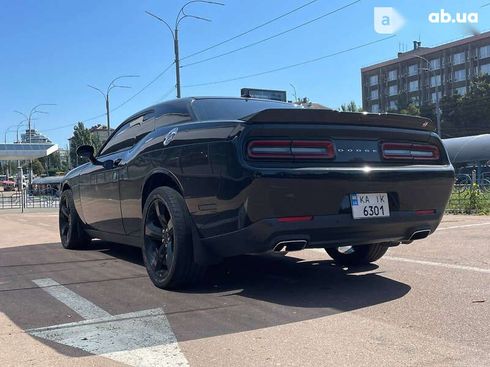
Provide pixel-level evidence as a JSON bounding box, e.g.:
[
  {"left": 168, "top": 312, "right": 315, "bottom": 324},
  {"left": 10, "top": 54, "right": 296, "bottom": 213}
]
[{"left": 361, "top": 31, "right": 490, "bottom": 113}]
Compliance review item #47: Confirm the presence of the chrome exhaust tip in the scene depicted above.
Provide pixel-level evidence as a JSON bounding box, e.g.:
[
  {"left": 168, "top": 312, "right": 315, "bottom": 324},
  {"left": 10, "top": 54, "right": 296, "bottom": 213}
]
[
  {"left": 274, "top": 239, "right": 308, "bottom": 252},
  {"left": 409, "top": 229, "right": 431, "bottom": 241}
]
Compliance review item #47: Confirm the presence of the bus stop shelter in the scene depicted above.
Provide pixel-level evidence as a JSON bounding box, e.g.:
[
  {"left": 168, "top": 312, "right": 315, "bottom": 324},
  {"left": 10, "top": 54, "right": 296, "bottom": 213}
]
[
  {"left": 0, "top": 143, "right": 59, "bottom": 185},
  {"left": 0, "top": 143, "right": 58, "bottom": 161}
]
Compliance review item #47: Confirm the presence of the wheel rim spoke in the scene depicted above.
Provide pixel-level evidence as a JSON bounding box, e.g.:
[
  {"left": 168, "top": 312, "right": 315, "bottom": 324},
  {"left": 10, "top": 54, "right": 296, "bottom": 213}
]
[
  {"left": 151, "top": 246, "right": 165, "bottom": 270},
  {"left": 145, "top": 222, "right": 163, "bottom": 241},
  {"left": 61, "top": 204, "right": 69, "bottom": 218},
  {"left": 154, "top": 201, "right": 167, "bottom": 228},
  {"left": 166, "top": 240, "right": 174, "bottom": 264},
  {"left": 144, "top": 197, "right": 176, "bottom": 276},
  {"left": 61, "top": 223, "right": 69, "bottom": 236},
  {"left": 167, "top": 218, "right": 174, "bottom": 234}
]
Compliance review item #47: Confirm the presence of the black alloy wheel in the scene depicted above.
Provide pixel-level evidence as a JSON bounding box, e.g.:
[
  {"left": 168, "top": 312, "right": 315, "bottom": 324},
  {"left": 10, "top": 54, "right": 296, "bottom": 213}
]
[
  {"left": 143, "top": 197, "right": 175, "bottom": 281},
  {"left": 142, "top": 187, "right": 203, "bottom": 289},
  {"left": 59, "top": 189, "right": 90, "bottom": 249}
]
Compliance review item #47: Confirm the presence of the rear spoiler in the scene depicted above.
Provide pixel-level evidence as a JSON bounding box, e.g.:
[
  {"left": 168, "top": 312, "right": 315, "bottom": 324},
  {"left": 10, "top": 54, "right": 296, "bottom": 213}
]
[{"left": 241, "top": 109, "right": 436, "bottom": 132}]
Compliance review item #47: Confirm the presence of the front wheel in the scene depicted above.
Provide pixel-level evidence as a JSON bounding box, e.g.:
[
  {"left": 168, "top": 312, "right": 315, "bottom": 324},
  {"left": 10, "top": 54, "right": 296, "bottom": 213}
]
[
  {"left": 142, "top": 187, "right": 203, "bottom": 289},
  {"left": 59, "top": 189, "right": 90, "bottom": 249},
  {"left": 325, "top": 243, "right": 390, "bottom": 266}
]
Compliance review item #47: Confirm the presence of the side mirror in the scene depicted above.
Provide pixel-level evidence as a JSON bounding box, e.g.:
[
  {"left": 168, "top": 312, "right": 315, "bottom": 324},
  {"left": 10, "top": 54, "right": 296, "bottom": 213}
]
[{"left": 77, "top": 145, "right": 97, "bottom": 164}]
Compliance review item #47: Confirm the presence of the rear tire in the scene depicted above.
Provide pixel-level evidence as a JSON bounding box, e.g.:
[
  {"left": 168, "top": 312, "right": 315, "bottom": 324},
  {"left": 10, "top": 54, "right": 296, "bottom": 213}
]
[
  {"left": 325, "top": 243, "right": 390, "bottom": 266},
  {"left": 142, "top": 187, "right": 203, "bottom": 289},
  {"left": 59, "top": 189, "right": 90, "bottom": 249}
]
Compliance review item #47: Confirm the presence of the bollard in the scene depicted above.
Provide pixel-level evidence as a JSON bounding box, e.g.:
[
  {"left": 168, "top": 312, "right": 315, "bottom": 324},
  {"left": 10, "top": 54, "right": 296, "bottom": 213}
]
[{"left": 18, "top": 166, "right": 24, "bottom": 213}]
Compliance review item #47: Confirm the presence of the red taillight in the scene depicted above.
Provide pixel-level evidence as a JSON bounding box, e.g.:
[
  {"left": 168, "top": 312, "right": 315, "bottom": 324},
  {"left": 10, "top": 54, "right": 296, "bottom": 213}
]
[
  {"left": 291, "top": 141, "right": 335, "bottom": 159},
  {"left": 247, "top": 140, "right": 291, "bottom": 159},
  {"left": 382, "top": 143, "right": 440, "bottom": 161},
  {"left": 247, "top": 140, "right": 335, "bottom": 160}
]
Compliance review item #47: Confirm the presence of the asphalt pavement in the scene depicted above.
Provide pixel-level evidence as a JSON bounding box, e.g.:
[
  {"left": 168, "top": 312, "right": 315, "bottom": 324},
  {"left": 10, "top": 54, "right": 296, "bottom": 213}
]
[{"left": 0, "top": 209, "right": 488, "bottom": 366}]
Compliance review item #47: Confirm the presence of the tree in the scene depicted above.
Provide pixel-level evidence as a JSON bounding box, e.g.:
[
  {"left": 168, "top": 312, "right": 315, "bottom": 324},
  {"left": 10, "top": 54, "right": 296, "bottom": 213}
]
[
  {"left": 458, "top": 75, "right": 490, "bottom": 136},
  {"left": 399, "top": 103, "right": 420, "bottom": 116},
  {"left": 69, "top": 122, "right": 102, "bottom": 168},
  {"left": 39, "top": 151, "right": 64, "bottom": 175},
  {"left": 433, "top": 75, "right": 490, "bottom": 138},
  {"left": 24, "top": 159, "right": 44, "bottom": 176},
  {"left": 339, "top": 101, "right": 363, "bottom": 112}
]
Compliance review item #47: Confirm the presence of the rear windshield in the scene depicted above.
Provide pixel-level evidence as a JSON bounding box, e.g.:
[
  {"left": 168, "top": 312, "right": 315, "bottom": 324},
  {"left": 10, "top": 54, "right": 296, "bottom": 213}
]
[{"left": 191, "top": 98, "right": 299, "bottom": 121}]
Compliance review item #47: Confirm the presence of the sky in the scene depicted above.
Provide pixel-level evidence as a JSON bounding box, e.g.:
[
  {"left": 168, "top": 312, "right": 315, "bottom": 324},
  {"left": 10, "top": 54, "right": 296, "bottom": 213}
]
[{"left": 1, "top": 0, "right": 489, "bottom": 146}]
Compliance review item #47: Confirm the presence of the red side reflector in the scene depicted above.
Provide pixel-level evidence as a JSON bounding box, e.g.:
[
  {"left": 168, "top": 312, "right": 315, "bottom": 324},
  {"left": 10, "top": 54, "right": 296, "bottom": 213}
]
[
  {"left": 277, "top": 216, "right": 313, "bottom": 223},
  {"left": 416, "top": 209, "right": 436, "bottom": 216}
]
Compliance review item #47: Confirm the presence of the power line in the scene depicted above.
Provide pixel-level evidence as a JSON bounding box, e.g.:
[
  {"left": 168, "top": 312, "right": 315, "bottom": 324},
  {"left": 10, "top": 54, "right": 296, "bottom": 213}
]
[
  {"left": 44, "top": 62, "right": 175, "bottom": 132},
  {"left": 152, "top": 85, "right": 177, "bottom": 105},
  {"left": 181, "top": 0, "right": 361, "bottom": 68},
  {"left": 180, "top": 0, "right": 320, "bottom": 61},
  {"left": 110, "top": 62, "right": 175, "bottom": 112},
  {"left": 183, "top": 35, "right": 396, "bottom": 88}
]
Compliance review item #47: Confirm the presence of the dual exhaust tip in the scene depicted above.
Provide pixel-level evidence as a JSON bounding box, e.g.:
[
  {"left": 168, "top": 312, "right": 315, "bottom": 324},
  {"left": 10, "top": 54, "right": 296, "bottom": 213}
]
[{"left": 273, "top": 229, "right": 431, "bottom": 252}]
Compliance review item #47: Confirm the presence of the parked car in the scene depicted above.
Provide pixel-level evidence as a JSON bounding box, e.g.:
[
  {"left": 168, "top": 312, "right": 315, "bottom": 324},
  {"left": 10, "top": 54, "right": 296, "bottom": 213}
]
[{"left": 60, "top": 97, "right": 455, "bottom": 289}]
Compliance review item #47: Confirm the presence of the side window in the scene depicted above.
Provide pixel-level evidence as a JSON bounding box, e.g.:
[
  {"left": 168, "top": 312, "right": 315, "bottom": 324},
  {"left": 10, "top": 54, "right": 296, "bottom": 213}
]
[
  {"left": 134, "top": 113, "right": 155, "bottom": 144},
  {"left": 99, "top": 115, "right": 144, "bottom": 156},
  {"left": 154, "top": 104, "right": 192, "bottom": 129}
]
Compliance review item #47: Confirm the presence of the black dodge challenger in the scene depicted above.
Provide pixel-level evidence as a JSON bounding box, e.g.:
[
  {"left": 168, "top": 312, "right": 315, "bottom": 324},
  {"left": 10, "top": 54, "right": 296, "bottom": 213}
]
[{"left": 60, "top": 97, "right": 455, "bottom": 289}]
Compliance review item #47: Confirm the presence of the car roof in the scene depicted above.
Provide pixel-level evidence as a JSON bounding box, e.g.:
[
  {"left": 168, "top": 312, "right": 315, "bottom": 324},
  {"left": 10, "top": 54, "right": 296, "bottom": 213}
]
[{"left": 125, "top": 96, "right": 293, "bottom": 121}]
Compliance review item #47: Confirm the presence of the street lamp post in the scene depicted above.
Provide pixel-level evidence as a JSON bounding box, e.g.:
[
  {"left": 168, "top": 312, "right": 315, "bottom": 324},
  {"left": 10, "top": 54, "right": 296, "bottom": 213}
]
[
  {"left": 146, "top": 1, "right": 224, "bottom": 99},
  {"left": 289, "top": 83, "right": 298, "bottom": 102},
  {"left": 14, "top": 105, "right": 55, "bottom": 186},
  {"left": 3, "top": 120, "right": 28, "bottom": 179},
  {"left": 14, "top": 104, "right": 55, "bottom": 144},
  {"left": 88, "top": 75, "right": 139, "bottom": 138},
  {"left": 414, "top": 55, "right": 442, "bottom": 136}
]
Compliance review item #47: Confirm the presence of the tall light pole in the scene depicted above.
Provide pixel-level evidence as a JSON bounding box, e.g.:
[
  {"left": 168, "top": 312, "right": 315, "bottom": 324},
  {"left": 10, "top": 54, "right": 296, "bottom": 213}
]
[
  {"left": 4, "top": 119, "right": 30, "bottom": 144},
  {"left": 88, "top": 75, "right": 139, "bottom": 138},
  {"left": 14, "top": 104, "right": 55, "bottom": 186},
  {"left": 146, "top": 1, "right": 224, "bottom": 98},
  {"left": 289, "top": 83, "right": 298, "bottom": 102},
  {"left": 3, "top": 120, "right": 28, "bottom": 180},
  {"left": 414, "top": 55, "right": 442, "bottom": 136},
  {"left": 4, "top": 125, "right": 17, "bottom": 144},
  {"left": 14, "top": 104, "right": 55, "bottom": 143}
]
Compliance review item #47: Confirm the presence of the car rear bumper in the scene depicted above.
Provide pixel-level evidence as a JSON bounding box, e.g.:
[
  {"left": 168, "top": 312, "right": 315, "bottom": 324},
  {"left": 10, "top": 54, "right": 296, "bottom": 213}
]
[
  {"left": 201, "top": 209, "right": 443, "bottom": 257},
  {"left": 194, "top": 164, "right": 455, "bottom": 257}
]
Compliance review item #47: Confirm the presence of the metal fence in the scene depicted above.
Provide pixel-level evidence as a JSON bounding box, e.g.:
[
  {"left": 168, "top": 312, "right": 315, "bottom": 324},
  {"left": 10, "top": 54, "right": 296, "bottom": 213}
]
[
  {"left": 446, "top": 178, "right": 490, "bottom": 215},
  {"left": 0, "top": 190, "right": 59, "bottom": 210}
]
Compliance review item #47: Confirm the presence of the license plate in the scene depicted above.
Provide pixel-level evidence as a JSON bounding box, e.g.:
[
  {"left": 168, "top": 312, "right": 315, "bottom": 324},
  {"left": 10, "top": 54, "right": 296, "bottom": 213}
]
[{"left": 350, "top": 193, "right": 390, "bottom": 219}]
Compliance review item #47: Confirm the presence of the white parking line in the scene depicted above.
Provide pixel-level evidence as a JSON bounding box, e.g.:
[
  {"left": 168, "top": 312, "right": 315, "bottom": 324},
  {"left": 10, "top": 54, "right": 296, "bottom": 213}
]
[
  {"left": 383, "top": 256, "right": 490, "bottom": 274},
  {"left": 28, "top": 309, "right": 189, "bottom": 367},
  {"left": 309, "top": 250, "right": 490, "bottom": 274},
  {"left": 32, "top": 278, "right": 189, "bottom": 367},
  {"left": 437, "top": 222, "right": 490, "bottom": 231},
  {"left": 33, "top": 278, "right": 111, "bottom": 319}
]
